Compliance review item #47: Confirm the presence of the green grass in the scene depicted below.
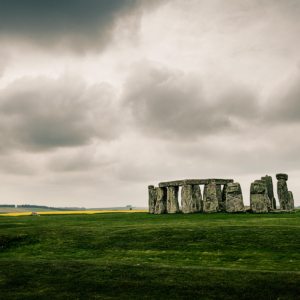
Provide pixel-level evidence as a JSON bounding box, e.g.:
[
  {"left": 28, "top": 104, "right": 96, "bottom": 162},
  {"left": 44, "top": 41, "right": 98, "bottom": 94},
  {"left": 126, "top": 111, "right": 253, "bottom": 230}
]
[{"left": 1, "top": 211, "right": 300, "bottom": 299}]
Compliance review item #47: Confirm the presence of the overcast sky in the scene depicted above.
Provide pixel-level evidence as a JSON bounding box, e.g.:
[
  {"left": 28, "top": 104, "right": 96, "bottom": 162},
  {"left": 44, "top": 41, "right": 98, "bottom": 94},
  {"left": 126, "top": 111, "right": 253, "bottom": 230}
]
[{"left": 0, "top": 0, "right": 300, "bottom": 208}]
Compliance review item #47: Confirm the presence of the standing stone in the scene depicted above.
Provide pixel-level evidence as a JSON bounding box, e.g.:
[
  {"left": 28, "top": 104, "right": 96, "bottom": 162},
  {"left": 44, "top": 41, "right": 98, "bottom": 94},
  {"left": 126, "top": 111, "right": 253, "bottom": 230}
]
[
  {"left": 203, "top": 182, "right": 219, "bottom": 213},
  {"left": 148, "top": 185, "right": 157, "bottom": 214},
  {"left": 181, "top": 185, "right": 196, "bottom": 213},
  {"left": 167, "top": 186, "right": 179, "bottom": 214},
  {"left": 225, "top": 182, "right": 245, "bottom": 213},
  {"left": 255, "top": 180, "right": 271, "bottom": 211},
  {"left": 250, "top": 181, "right": 269, "bottom": 213},
  {"left": 287, "top": 191, "right": 294, "bottom": 210},
  {"left": 261, "top": 175, "right": 276, "bottom": 209},
  {"left": 193, "top": 185, "right": 203, "bottom": 212},
  {"left": 155, "top": 187, "right": 167, "bottom": 214},
  {"left": 276, "top": 173, "right": 289, "bottom": 210},
  {"left": 31, "top": 212, "right": 40, "bottom": 217}
]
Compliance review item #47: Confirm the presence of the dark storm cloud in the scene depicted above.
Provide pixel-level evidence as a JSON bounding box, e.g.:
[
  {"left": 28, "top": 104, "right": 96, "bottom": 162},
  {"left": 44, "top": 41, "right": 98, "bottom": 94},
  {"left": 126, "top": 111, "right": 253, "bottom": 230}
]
[
  {"left": 123, "top": 61, "right": 259, "bottom": 139},
  {"left": 0, "top": 74, "right": 120, "bottom": 152},
  {"left": 0, "top": 0, "right": 167, "bottom": 53}
]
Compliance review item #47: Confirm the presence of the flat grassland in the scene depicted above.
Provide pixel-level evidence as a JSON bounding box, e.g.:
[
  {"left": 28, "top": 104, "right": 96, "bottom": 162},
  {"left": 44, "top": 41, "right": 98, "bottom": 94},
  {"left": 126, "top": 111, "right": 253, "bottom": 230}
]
[{"left": 0, "top": 211, "right": 300, "bottom": 299}]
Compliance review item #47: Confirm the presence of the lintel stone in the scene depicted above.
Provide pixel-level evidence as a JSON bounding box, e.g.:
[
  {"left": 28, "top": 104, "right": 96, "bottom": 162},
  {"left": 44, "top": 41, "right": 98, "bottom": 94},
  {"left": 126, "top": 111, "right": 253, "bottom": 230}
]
[{"left": 159, "top": 178, "right": 234, "bottom": 188}]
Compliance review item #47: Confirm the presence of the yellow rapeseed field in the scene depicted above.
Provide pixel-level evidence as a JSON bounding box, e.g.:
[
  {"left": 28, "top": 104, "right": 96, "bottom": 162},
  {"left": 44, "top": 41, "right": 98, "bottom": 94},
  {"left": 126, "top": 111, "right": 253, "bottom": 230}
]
[{"left": 0, "top": 210, "right": 148, "bottom": 216}]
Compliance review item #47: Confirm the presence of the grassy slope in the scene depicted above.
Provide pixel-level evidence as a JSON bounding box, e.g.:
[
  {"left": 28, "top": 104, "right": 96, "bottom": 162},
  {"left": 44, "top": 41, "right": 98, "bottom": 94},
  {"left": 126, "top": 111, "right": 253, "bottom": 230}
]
[{"left": 0, "top": 212, "right": 300, "bottom": 299}]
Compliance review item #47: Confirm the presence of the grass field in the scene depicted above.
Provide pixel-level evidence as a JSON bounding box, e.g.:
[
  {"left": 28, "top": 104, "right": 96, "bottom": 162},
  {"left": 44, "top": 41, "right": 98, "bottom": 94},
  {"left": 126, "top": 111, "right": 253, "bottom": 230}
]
[{"left": 1, "top": 211, "right": 300, "bottom": 299}]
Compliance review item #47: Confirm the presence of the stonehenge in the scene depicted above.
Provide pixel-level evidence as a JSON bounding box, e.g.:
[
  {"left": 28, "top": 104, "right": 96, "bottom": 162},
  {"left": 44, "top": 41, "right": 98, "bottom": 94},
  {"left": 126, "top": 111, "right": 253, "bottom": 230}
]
[
  {"left": 149, "top": 174, "right": 296, "bottom": 214},
  {"left": 149, "top": 178, "right": 245, "bottom": 214}
]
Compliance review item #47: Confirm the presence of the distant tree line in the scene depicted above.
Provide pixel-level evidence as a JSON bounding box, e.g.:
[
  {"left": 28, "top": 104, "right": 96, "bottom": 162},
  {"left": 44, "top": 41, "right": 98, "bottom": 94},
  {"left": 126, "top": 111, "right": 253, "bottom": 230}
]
[
  {"left": 0, "top": 205, "right": 15, "bottom": 207},
  {"left": 17, "top": 205, "right": 86, "bottom": 211}
]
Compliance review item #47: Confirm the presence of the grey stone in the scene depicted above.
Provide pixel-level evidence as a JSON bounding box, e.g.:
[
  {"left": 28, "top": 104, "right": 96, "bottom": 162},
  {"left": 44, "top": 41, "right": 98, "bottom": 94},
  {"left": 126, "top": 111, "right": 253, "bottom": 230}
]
[
  {"left": 154, "top": 187, "right": 167, "bottom": 214},
  {"left": 159, "top": 178, "right": 234, "bottom": 188},
  {"left": 184, "top": 179, "right": 209, "bottom": 185},
  {"left": 167, "top": 186, "right": 179, "bottom": 214},
  {"left": 193, "top": 185, "right": 203, "bottom": 212},
  {"left": 208, "top": 179, "right": 234, "bottom": 185},
  {"left": 250, "top": 181, "right": 269, "bottom": 213},
  {"left": 287, "top": 191, "right": 294, "bottom": 210},
  {"left": 31, "top": 212, "right": 40, "bottom": 217},
  {"left": 203, "top": 182, "right": 219, "bottom": 213},
  {"left": 225, "top": 182, "right": 245, "bottom": 213},
  {"left": 276, "top": 173, "right": 288, "bottom": 181},
  {"left": 277, "top": 174, "right": 289, "bottom": 210},
  {"left": 261, "top": 175, "right": 276, "bottom": 209},
  {"left": 148, "top": 185, "right": 157, "bottom": 214},
  {"left": 255, "top": 180, "right": 271, "bottom": 211},
  {"left": 181, "top": 185, "right": 196, "bottom": 213},
  {"left": 159, "top": 180, "right": 184, "bottom": 188},
  {"left": 219, "top": 202, "right": 226, "bottom": 212}
]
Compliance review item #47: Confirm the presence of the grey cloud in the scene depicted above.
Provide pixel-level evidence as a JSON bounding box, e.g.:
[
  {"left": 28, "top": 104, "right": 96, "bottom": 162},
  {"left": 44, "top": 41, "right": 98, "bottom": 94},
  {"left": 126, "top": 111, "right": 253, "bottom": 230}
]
[
  {"left": 266, "top": 69, "right": 300, "bottom": 123},
  {"left": 123, "top": 61, "right": 259, "bottom": 139},
  {"left": 0, "top": 74, "right": 121, "bottom": 152},
  {"left": 47, "top": 147, "right": 117, "bottom": 173},
  {"left": 0, "top": 0, "right": 168, "bottom": 53}
]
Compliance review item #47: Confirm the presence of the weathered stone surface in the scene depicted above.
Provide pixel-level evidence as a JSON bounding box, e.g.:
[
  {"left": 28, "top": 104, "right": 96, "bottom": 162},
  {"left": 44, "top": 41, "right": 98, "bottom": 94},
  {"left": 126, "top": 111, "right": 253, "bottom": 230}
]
[
  {"left": 31, "top": 212, "right": 40, "bottom": 217},
  {"left": 287, "top": 191, "right": 294, "bottom": 210},
  {"left": 154, "top": 187, "right": 167, "bottom": 214},
  {"left": 159, "top": 180, "right": 184, "bottom": 188},
  {"left": 255, "top": 180, "right": 271, "bottom": 211},
  {"left": 193, "top": 185, "right": 203, "bottom": 212},
  {"left": 261, "top": 175, "right": 276, "bottom": 209},
  {"left": 184, "top": 179, "right": 209, "bottom": 185},
  {"left": 225, "top": 182, "right": 245, "bottom": 213},
  {"left": 167, "top": 186, "right": 179, "bottom": 214},
  {"left": 250, "top": 181, "right": 269, "bottom": 213},
  {"left": 276, "top": 173, "right": 288, "bottom": 181},
  {"left": 277, "top": 177, "right": 289, "bottom": 210},
  {"left": 181, "top": 185, "right": 197, "bottom": 213},
  {"left": 148, "top": 185, "right": 157, "bottom": 214},
  {"left": 159, "top": 179, "right": 234, "bottom": 188},
  {"left": 203, "top": 182, "right": 219, "bottom": 213},
  {"left": 208, "top": 179, "right": 234, "bottom": 185},
  {"left": 219, "top": 202, "right": 226, "bottom": 212}
]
